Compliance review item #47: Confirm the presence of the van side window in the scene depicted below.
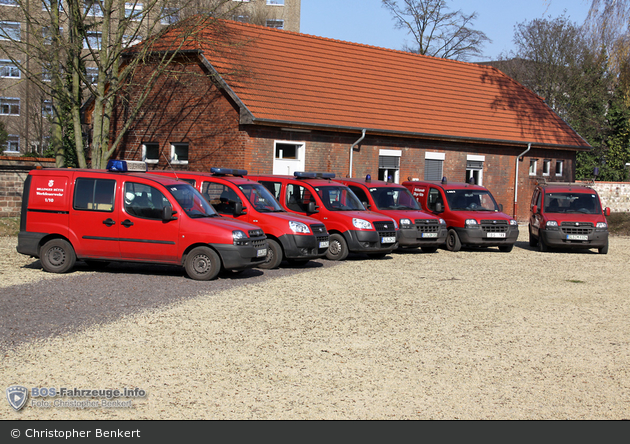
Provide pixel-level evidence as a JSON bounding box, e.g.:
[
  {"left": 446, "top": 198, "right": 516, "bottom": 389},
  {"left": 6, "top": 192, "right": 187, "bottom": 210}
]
[
  {"left": 260, "top": 181, "right": 282, "bottom": 201},
  {"left": 427, "top": 188, "right": 443, "bottom": 212},
  {"left": 124, "top": 182, "right": 169, "bottom": 219},
  {"left": 349, "top": 185, "right": 369, "bottom": 206},
  {"left": 286, "top": 184, "right": 311, "bottom": 213},
  {"left": 74, "top": 178, "right": 115, "bottom": 212},
  {"left": 203, "top": 182, "right": 241, "bottom": 215}
]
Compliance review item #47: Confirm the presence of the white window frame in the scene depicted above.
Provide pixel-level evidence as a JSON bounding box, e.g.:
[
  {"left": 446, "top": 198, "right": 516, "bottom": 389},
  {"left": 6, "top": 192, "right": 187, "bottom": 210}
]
[
  {"left": 84, "top": 31, "right": 102, "bottom": 49},
  {"left": 84, "top": 0, "right": 103, "bottom": 17},
  {"left": 3, "top": 134, "right": 19, "bottom": 153},
  {"left": 555, "top": 160, "right": 564, "bottom": 177},
  {"left": 86, "top": 66, "right": 98, "bottom": 84},
  {"left": 466, "top": 154, "right": 485, "bottom": 186},
  {"left": 267, "top": 0, "right": 284, "bottom": 5},
  {"left": 160, "top": 7, "right": 179, "bottom": 25},
  {"left": 0, "top": 97, "right": 20, "bottom": 115},
  {"left": 542, "top": 159, "right": 551, "bottom": 176},
  {"left": 424, "top": 152, "right": 445, "bottom": 181},
  {"left": 0, "top": 0, "right": 19, "bottom": 6},
  {"left": 170, "top": 143, "right": 188, "bottom": 165},
  {"left": 125, "top": 2, "right": 143, "bottom": 21},
  {"left": 378, "top": 149, "right": 401, "bottom": 184},
  {"left": 42, "top": 100, "right": 53, "bottom": 117},
  {"left": 0, "top": 60, "right": 20, "bottom": 79},
  {"left": 0, "top": 22, "right": 21, "bottom": 42},
  {"left": 142, "top": 142, "right": 159, "bottom": 164},
  {"left": 529, "top": 159, "right": 538, "bottom": 176}
]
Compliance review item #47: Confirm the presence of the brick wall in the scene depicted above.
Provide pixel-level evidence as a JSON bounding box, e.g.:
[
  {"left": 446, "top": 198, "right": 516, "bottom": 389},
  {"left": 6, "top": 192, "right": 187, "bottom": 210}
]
[{"left": 0, "top": 157, "right": 56, "bottom": 218}]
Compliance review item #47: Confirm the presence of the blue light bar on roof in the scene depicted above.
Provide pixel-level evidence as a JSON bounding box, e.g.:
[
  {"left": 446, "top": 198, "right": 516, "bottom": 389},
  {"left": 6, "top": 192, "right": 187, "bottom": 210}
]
[
  {"left": 211, "top": 167, "right": 248, "bottom": 176},
  {"left": 106, "top": 160, "right": 147, "bottom": 172},
  {"left": 294, "top": 171, "right": 336, "bottom": 179}
]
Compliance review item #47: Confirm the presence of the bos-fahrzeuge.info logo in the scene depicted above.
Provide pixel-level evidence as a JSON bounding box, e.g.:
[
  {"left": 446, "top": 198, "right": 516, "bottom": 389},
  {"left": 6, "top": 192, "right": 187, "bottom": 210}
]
[{"left": 6, "top": 386, "right": 147, "bottom": 411}]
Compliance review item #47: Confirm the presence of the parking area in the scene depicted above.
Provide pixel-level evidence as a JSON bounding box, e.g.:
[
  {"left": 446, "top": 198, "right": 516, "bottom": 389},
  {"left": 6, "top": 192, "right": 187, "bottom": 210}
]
[{"left": 1, "top": 231, "right": 629, "bottom": 419}]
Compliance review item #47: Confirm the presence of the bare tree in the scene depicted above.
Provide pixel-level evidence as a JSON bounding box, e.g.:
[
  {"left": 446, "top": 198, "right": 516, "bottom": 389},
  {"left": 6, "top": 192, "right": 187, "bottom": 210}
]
[{"left": 381, "top": 0, "right": 491, "bottom": 60}]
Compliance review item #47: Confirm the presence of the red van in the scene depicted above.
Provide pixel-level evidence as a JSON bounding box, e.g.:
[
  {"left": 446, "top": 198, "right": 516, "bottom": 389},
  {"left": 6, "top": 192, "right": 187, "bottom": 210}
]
[
  {"left": 17, "top": 161, "right": 268, "bottom": 280},
  {"left": 150, "top": 168, "right": 330, "bottom": 268},
  {"left": 247, "top": 172, "right": 399, "bottom": 261},
  {"left": 529, "top": 181, "right": 610, "bottom": 253},
  {"left": 402, "top": 178, "right": 519, "bottom": 252},
  {"left": 334, "top": 176, "right": 447, "bottom": 253}
]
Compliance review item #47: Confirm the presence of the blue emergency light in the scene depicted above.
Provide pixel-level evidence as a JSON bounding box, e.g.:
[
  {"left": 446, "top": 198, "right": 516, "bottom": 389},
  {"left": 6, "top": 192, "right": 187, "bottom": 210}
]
[
  {"left": 365, "top": 174, "right": 371, "bottom": 182},
  {"left": 106, "top": 160, "right": 147, "bottom": 172},
  {"left": 210, "top": 167, "right": 248, "bottom": 177}
]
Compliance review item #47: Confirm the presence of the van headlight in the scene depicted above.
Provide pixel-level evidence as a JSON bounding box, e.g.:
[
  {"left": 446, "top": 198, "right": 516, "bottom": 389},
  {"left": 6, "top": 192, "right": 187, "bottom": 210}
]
[
  {"left": 289, "top": 221, "right": 310, "bottom": 234},
  {"left": 352, "top": 218, "right": 373, "bottom": 230},
  {"left": 596, "top": 222, "right": 608, "bottom": 230},
  {"left": 232, "top": 230, "right": 248, "bottom": 245},
  {"left": 545, "top": 220, "right": 559, "bottom": 230},
  {"left": 439, "top": 218, "right": 446, "bottom": 225},
  {"left": 465, "top": 219, "right": 478, "bottom": 226},
  {"left": 400, "top": 218, "right": 412, "bottom": 228},
  {"left": 510, "top": 219, "right": 518, "bottom": 226}
]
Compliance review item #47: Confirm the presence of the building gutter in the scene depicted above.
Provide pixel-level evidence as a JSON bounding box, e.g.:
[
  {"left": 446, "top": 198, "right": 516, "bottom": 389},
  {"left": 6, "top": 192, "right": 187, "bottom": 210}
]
[
  {"left": 514, "top": 143, "right": 532, "bottom": 219},
  {"left": 349, "top": 129, "right": 366, "bottom": 178}
]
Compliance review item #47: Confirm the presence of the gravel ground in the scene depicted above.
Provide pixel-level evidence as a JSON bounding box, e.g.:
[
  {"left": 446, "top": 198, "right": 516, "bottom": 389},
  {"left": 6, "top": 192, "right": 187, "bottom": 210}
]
[{"left": 1, "top": 232, "right": 629, "bottom": 420}]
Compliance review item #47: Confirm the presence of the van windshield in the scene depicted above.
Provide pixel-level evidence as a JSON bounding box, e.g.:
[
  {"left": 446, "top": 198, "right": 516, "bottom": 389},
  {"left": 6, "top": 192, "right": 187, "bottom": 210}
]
[
  {"left": 314, "top": 186, "right": 365, "bottom": 211},
  {"left": 544, "top": 192, "right": 601, "bottom": 214},
  {"left": 237, "top": 184, "right": 284, "bottom": 212},
  {"left": 370, "top": 187, "right": 421, "bottom": 210},
  {"left": 166, "top": 183, "right": 219, "bottom": 218},
  {"left": 445, "top": 189, "right": 498, "bottom": 211}
]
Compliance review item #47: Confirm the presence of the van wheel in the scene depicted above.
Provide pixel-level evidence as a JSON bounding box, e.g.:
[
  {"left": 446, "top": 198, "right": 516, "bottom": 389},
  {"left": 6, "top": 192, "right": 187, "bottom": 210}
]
[
  {"left": 528, "top": 225, "right": 537, "bottom": 247},
  {"left": 499, "top": 244, "right": 514, "bottom": 253},
  {"left": 185, "top": 246, "right": 221, "bottom": 280},
  {"left": 446, "top": 229, "right": 461, "bottom": 252},
  {"left": 598, "top": 239, "right": 609, "bottom": 255},
  {"left": 40, "top": 239, "right": 76, "bottom": 274},
  {"left": 538, "top": 238, "right": 548, "bottom": 252},
  {"left": 259, "top": 239, "right": 282, "bottom": 269},
  {"left": 326, "top": 234, "right": 349, "bottom": 261}
]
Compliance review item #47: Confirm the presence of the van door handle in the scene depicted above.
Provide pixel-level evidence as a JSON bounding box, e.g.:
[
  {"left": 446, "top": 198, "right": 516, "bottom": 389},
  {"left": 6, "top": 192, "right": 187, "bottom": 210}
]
[
  {"left": 121, "top": 219, "right": 134, "bottom": 227},
  {"left": 103, "top": 218, "right": 116, "bottom": 227}
]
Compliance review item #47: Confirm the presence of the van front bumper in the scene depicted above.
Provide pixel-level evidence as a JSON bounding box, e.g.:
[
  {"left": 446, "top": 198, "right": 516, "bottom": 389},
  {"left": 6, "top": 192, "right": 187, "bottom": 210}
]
[
  {"left": 456, "top": 226, "right": 519, "bottom": 246},
  {"left": 279, "top": 233, "right": 329, "bottom": 259},
  {"left": 398, "top": 226, "right": 447, "bottom": 247},
  {"left": 344, "top": 229, "right": 398, "bottom": 253},
  {"left": 212, "top": 241, "right": 268, "bottom": 270},
  {"left": 540, "top": 229, "right": 608, "bottom": 249}
]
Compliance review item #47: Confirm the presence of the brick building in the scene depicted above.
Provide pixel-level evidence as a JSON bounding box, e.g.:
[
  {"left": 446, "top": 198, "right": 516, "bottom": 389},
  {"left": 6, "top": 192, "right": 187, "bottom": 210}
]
[{"left": 111, "top": 19, "right": 590, "bottom": 221}]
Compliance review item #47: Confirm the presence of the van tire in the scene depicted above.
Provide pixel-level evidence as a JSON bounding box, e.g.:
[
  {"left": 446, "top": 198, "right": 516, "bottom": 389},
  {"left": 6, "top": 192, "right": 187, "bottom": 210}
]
[
  {"left": 326, "top": 233, "right": 349, "bottom": 261},
  {"left": 40, "top": 239, "right": 76, "bottom": 274},
  {"left": 538, "top": 238, "right": 548, "bottom": 252},
  {"left": 185, "top": 246, "right": 221, "bottom": 280},
  {"left": 259, "top": 239, "right": 282, "bottom": 269},
  {"left": 598, "top": 239, "right": 609, "bottom": 255},
  {"left": 528, "top": 225, "right": 537, "bottom": 247},
  {"left": 446, "top": 229, "right": 461, "bottom": 252}
]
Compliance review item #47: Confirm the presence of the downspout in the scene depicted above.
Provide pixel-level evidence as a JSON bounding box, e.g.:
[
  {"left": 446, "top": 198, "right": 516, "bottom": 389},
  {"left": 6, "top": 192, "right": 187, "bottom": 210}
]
[
  {"left": 349, "top": 129, "right": 367, "bottom": 178},
  {"left": 514, "top": 143, "right": 532, "bottom": 219}
]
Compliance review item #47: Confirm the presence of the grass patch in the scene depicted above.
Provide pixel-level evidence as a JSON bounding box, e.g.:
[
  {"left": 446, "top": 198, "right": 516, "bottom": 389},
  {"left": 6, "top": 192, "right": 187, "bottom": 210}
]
[
  {"left": 0, "top": 217, "right": 20, "bottom": 237},
  {"left": 608, "top": 212, "right": 630, "bottom": 236},
  {"left": 567, "top": 279, "right": 585, "bottom": 284}
]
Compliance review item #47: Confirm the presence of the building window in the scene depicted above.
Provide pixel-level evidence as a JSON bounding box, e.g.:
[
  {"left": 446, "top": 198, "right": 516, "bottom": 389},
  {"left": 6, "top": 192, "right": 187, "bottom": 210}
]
[
  {"left": 2, "top": 135, "right": 19, "bottom": 152},
  {"left": 273, "top": 141, "right": 305, "bottom": 175},
  {"left": 542, "top": 159, "right": 551, "bottom": 176},
  {"left": 0, "top": 97, "right": 20, "bottom": 115},
  {"left": 42, "top": 0, "right": 64, "bottom": 10},
  {"left": 0, "top": 22, "right": 21, "bottom": 41},
  {"left": 0, "top": 60, "right": 20, "bottom": 78},
  {"left": 42, "top": 100, "right": 53, "bottom": 117},
  {"left": 125, "top": 2, "right": 143, "bottom": 20},
  {"left": 0, "top": 0, "right": 19, "bottom": 6},
  {"left": 41, "top": 66, "right": 52, "bottom": 82},
  {"left": 142, "top": 142, "right": 159, "bottom": 164},
  {"left": 86, "top": 67, "right": 98, "bottom": 84},
  {"left": 378, "top": 149, "right": 401, "bottom": 183},
  {"left": 424, "top": 152, "right": 445, "bottom": 181},
  {"left": 266, "top": 19, "right": 284, "bottom": 29},
  {"left": 84, "top": 0, "right": 103, "bottom": 17},
  {"left": 267, "top": 0, "right": 284, "bottom": 5},
  {"left": 160, "top": 7, "right": 179, "bottom": 25},
  {"left": 170, "top": 143, "right": 188, "bottom": 165},
  {"left": 529, "top": 159, "right": 538, "bottom": 176},
  {"left": 555, "top": 160, "right": 564, "bottom": 177},
  {"left": 84, "top": 31, "right": 102, "bottom": 49},
  {"left": 123, "top": 34, "right": 142, "bottom": 46},
  {"left": 466, "top": 155, "right": 484, "bottom": 185}
]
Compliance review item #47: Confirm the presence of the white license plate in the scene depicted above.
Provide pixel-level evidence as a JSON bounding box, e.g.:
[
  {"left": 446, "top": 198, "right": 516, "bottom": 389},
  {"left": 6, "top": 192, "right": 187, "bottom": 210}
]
[
  {"left": 486, "top": 232, "right": 506, "bottom": 238},
  {"left": 257, "top": 249, "right": 268, "bottom": 257},
  {"left": 319, "top": 241, "right": 329, "bottom": 248},
  {"left": 382, "top": 236, "right": 396, "bottom": 244},
  {"left": 567, "top": 234, "right": 588, "bottom": 241},
  {"left": 421, "top": 233, "right": 438, "bottom": 238}
]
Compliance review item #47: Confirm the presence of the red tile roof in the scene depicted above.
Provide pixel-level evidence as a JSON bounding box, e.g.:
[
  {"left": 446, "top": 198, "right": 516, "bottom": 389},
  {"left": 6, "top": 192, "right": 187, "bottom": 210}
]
[{"left": 153, "top": 18, "right": 590, "bottom": 149}]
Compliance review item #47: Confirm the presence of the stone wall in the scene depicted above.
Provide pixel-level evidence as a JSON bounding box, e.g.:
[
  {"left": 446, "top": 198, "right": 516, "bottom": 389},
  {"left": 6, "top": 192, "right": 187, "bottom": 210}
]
[
  {"left": 586, "top": 181, "right": 630, "bottom": 213},
  {"left": 0, "top": 157, "right": 56, "bottom": 218}
]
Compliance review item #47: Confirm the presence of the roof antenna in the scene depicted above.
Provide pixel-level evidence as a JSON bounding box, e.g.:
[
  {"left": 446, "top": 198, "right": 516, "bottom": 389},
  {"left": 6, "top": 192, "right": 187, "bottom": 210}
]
[{"left": 162, "top": 151, "right": 179, "bottom": 181}]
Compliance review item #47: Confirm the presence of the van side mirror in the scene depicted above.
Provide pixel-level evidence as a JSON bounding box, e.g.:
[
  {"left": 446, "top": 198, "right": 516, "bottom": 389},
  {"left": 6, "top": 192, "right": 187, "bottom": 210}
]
[
  {"left": 604, "top": 207, "right": 611, "bottom": 217},
  {"left": 532, "top": 205, "right": 539, "bottom": 215},
  {"left": 435, "top": 202, "right": 443, "bottom": 213},
  {"left": 498, "top": 203, "right": 504, "bottom": 212},
  {"left": 162, "top": 204, "right": 175, "bottom": 221},
  {"left": 234, "top": 202, "right": 247, "bottom": 216},
  {"left": 307, "top": 201, "right": 319, "bottom": 213},
  {"left": 362, "top": 201, "right": 371, "bottom": 209}
]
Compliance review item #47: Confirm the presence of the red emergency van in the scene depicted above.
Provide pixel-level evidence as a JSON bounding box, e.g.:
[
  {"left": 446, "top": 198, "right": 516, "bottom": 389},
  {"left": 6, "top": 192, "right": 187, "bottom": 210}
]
[
  {"left": 402, "top": 178, "right": 519, "bottom": 252},
  {"left": 17, "top": 161, "right": 268, "bottom": 280},
  {"left": 335, "top": 176, "right": 447, "bottom": 252},
  {"left": 248, "top": 172, "right": 399, "bottom": 261},
  {"left": 529, "top": 181, "right": 610, "bottom": 253},
  {"left": 150, "top": 169, "right": 330, "bottom": 268}
]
